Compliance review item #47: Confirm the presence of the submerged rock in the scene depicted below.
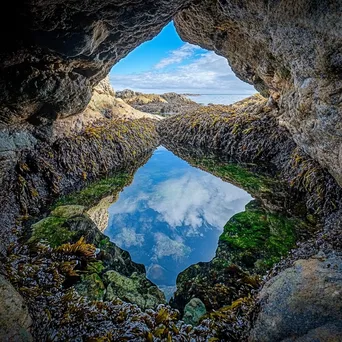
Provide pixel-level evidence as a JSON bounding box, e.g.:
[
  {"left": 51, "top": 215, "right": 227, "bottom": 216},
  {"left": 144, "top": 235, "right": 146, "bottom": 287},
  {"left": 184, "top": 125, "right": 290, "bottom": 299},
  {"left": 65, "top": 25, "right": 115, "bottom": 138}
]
[
  {"left": 250, "top": 254, "right": 342, "bottom": 341},
  {"left": 183, "top": 298, "right": 206, "bottom": 326},
  {"left": 0, "top": 275, "right": 33, "bottom": 341},
  {"left": 104, "top": 271, "right": 166, "bottom": 310}
]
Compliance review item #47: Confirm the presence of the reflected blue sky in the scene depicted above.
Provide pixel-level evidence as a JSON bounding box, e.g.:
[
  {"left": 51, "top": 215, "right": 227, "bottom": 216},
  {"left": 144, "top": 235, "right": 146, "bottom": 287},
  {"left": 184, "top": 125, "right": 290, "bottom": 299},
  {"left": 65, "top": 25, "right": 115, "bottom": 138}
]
[{"left": 105, "top": 146, "right": 252, "bottom": 292}]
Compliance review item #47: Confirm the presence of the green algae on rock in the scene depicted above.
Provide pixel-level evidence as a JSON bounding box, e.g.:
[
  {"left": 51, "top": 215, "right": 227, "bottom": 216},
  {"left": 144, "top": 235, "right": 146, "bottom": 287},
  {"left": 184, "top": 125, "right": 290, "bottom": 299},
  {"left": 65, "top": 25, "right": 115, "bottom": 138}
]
[
  {"left": 74, "top": 273, "right": 106, "bottom": 302},
  {"left": 28, "top": 206, "right": 165, "bottom": 309},
  {"left": 104, "top": 271, "right": 166, "bottom": 309},
  {"left": 219, "top": 200, "right": 298, "bottom": 272},
  {"left": 29, "top": 216, "right": 78, "bottom": 248},
  {"left": 51, "top": 205, "right": 86, "bottom": 218},
  {"left": 53, "top": 173, "right": 133, "bottom": 209},
  {"left": 183, "top": 298, "right": 207, "bottom": 326}
]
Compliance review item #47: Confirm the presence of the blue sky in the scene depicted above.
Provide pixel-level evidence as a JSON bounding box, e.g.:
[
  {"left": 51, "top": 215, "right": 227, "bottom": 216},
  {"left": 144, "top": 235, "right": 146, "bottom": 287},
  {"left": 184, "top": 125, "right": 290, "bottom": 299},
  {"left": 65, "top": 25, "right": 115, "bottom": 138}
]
[{"left": 110, "top": 22, "right": 256, "bottom": 95}]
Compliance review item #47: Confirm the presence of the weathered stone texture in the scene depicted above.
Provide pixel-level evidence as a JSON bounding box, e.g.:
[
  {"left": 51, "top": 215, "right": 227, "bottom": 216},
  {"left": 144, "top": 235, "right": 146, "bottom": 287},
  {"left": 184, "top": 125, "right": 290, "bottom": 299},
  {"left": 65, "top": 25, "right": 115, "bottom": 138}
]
[
  {"left": 174, "top": 0, "right": 342, "bottom": 185},
  {"left": 0, "top": 0, "right": 191, "bottom": 124}
]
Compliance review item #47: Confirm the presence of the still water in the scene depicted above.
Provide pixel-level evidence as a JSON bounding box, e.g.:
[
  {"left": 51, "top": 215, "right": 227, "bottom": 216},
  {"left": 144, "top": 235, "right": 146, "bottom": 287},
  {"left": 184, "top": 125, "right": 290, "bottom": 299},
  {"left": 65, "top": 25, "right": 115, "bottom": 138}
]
[{"left": 104, "top": 146, "right": 252, "bottom": 296}]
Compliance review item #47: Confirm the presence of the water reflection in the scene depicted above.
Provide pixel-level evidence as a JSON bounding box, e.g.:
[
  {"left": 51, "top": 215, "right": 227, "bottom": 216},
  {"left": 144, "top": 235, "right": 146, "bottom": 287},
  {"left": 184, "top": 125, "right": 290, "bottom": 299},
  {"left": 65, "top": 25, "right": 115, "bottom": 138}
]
[{"left": 105, "top": 146, "right": 252, "bottom": 295}]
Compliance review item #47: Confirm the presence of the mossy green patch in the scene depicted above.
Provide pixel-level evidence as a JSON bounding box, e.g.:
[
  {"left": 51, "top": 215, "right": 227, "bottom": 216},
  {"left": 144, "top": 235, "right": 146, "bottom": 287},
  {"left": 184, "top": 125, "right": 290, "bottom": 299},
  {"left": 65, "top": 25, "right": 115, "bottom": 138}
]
[
  {"left": 51, "top": 205, "right": 85, "bottom": 218},
  {"left": 29, "top": 216, "right": 77, "bottom": 248},
  {"left": 191, "top": 158, "right": 274, "bottom": 194},
  {"left": 53, "top": 172, "right": 133, "bottom": 209},
  {"left": 85, "top": 261, "right": 105, "bottom": 274},
  {"left": 219, "top": 201, "right": 298, "bottom": 271}
]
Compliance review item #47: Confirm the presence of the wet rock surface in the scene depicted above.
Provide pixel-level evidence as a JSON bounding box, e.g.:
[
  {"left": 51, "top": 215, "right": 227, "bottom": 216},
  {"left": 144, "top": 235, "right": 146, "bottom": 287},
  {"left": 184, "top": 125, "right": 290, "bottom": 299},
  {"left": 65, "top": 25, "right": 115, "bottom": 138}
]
[{"left": 183, "top": 298, "right": 207, "bottom": 326}]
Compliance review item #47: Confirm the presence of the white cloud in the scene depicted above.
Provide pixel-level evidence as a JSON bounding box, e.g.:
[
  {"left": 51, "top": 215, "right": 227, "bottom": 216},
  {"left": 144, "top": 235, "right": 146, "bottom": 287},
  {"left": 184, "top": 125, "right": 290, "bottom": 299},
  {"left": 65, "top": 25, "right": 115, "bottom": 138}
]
[
  {"left": 110, "top": 45, "right": 256, "bottom": 94},
  {"left": 154, "top": 43, "right": 200, "bottom": 70}
]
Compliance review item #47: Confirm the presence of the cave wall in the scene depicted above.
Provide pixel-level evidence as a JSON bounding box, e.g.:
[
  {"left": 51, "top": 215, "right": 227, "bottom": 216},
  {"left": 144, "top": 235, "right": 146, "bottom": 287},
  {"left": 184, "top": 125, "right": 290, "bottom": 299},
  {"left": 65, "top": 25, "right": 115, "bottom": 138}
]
[
  {"left": 0, "top": 0, "right": 191, "bottom": 125},
  {"left": 174, "top": 0, "right": 342, "bottom": 185}
]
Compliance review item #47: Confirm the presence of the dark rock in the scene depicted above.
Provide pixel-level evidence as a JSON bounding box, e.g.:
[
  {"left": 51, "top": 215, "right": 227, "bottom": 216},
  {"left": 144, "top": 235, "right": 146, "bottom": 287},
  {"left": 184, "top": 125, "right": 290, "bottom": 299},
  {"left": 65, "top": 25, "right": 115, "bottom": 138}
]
[{"left": 0, "top": 1, "right": 191, "bottom": 124}]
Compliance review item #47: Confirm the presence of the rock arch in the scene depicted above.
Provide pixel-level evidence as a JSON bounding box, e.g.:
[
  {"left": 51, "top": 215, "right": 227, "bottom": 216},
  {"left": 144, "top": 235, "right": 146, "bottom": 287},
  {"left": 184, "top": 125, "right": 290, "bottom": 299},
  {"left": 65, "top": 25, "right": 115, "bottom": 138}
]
[{"left": 1, "top": 0, "right": 342, "bottom": 183}]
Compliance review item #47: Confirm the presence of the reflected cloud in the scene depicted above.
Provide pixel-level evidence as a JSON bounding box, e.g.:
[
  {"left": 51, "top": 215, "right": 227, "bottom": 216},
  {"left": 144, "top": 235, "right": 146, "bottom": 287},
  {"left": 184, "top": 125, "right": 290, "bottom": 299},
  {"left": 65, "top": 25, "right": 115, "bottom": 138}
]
[
  {"left": 152, "top": 232, "right": 191, "bottom": 262},
  {"left": 114, "top": 227, "right": 144, "bottom": 248},
  {"left": 148, "top": 173, "right": 251, "bottom": 235}
]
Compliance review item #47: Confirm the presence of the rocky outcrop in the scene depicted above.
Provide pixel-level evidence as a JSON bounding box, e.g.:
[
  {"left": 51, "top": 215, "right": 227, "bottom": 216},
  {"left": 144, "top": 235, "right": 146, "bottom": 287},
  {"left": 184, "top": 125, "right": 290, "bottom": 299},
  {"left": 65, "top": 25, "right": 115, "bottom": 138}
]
[
  {"left": 250, "top": 254, "right": 342, "bottom": 342},
  {"left": 158, "top": 95, "right": 342, "bottom": 218},
  {"left": 52, "top": 77, "right": 161, "bottom": 139},
  {"left": 116, "top": 89, "right": 200, "bottom": 115},
  {"left": 0, "top": 0, "right": 191, "bottom": 125},
  {"left": 0, "top": 115, "right": 159, "bottom": 257},
  {"left": 29, "top": 205, "right": 165, "bottom": 309},
  {"left": 174, "top": 0, "right": 342, "bottom": 186},
  {"left": 1, "top": 0, "right": 341, "bottom": 186},
  {"left": 159, "top": 100, "right": 342, "bottom": 339}
]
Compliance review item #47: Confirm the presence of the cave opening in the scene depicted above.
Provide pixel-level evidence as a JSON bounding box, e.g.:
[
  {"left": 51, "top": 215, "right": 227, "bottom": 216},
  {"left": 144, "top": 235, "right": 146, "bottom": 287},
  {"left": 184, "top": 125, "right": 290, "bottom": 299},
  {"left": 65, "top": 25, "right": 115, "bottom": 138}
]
[{"left": 109, "top": 21, "right": 256, "bottom": 107}]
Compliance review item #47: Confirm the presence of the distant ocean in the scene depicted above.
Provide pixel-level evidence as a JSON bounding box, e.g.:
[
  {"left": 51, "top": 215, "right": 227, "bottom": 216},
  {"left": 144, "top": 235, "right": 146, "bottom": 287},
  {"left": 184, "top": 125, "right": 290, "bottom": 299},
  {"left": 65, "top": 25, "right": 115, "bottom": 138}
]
[{"left": 186, "top": 94, "right": 256, "bottom": 105}]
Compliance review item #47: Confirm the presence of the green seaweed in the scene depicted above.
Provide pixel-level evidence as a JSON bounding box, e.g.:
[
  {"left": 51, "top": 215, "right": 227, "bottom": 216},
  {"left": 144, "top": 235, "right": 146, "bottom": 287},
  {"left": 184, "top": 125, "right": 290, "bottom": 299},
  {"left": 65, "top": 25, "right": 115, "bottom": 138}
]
[
  {"left": 219, "top": 201, "right": 298, "bottom": 271},
  {"left": 29, "top": 216, "right": 77, "bottom": 248},
  {"left": 192, "top": 158, "right": 274, "bottom": 194},
  {"left": 52, "top": 172, "right": 133, "bottom": 209}
]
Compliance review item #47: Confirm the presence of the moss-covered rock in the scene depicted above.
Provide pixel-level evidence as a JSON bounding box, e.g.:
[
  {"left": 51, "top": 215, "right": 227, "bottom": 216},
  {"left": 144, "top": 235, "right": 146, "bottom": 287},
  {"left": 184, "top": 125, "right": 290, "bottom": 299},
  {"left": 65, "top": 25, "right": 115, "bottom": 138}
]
[
  {"left": 27, "top": 205, "right": 166, "bottom": 309},
  {"left": 75, "top": 273, "right": 106, "bottom": 302},
  {"left": 29, "top": 216, "right": 77, "bottom": 248},
  {"left": 104, "top": 271, "right": 166, "bottom": 310},
  {"left": 51, "top": 205, "right": 85, "bottom": 218},
  {"left": 219, "top": 200, "right": 298, "bottom": 272},
  {"left": 53, "top": 173, "right": 133, "bottom": 209}
]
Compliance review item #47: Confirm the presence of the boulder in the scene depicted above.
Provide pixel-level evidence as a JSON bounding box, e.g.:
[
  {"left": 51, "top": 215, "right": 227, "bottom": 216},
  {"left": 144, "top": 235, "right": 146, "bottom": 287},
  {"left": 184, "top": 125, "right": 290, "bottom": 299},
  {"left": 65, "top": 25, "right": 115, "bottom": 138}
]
[
  {"left": 250, "top": 254, "right": 342, "bottom": 341},
  {"left": 183, "top": 298, "right": 207, "bottom": 326}
]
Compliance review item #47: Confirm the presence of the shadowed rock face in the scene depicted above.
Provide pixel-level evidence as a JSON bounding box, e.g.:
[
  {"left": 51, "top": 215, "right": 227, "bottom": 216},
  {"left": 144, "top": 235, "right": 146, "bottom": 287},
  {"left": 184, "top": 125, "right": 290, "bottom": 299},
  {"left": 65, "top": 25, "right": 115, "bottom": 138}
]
[
  {"left": 174, "top": 0, "right": 342, "bottom": 185},
  {"left": 0, "top": 0, "right": 190, "bottom": 125}
]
